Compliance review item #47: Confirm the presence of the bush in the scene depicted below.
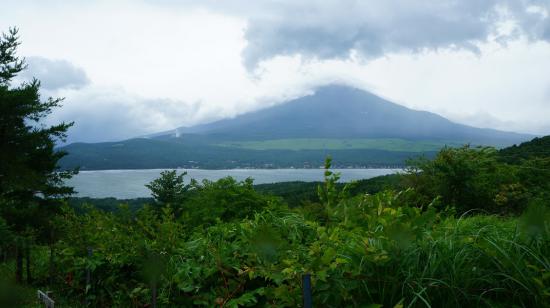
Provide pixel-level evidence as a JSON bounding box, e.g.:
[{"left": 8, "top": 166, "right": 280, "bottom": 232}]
[{"left": 405, "top": 146, "right": 526, "bottom": 215}]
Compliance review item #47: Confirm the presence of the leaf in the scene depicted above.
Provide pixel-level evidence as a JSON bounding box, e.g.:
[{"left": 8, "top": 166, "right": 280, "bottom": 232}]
[
  {"left": 321, "top": 247, "right": 337, "bottom": 264},
  {"left": 227, "top": 288, "right": 264, "bottom": 307},
  {"left": 393, "top": 298, "right": 405, "bottom": 308}
]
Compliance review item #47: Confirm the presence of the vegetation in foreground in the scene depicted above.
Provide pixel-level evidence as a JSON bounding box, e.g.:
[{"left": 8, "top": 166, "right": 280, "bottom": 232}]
[{"left": 2, "top": 148, "right": 550, "bottom": 307}]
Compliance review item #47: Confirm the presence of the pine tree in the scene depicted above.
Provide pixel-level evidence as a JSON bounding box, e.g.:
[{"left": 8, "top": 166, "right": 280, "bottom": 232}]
[{"left": 0, "top": 27, "right": 76, "bottom": 283}]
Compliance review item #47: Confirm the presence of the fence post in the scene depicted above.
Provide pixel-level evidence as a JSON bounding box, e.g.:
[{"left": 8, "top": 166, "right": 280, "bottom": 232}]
[
  {"left": 37, "top": 290, "right": 55, "bottom": 308},
  {"left": 302, "top": 273, "right": 312, "bottom": 308}
]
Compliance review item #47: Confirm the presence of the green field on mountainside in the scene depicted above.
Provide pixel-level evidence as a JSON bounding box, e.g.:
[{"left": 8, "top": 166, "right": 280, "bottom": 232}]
[{"left": 218, "top": 138, "right": 464, "bottom": 152}]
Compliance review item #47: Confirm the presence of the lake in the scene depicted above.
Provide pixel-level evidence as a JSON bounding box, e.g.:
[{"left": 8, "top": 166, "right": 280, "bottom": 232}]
[{"left": 66, "top": 168, "right": 401, "bottom": 199}]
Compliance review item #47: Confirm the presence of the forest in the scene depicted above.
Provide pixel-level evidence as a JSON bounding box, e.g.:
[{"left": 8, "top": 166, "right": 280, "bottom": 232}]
[{"left": 1, "top": 28, "right": 549, "bottom": 307}]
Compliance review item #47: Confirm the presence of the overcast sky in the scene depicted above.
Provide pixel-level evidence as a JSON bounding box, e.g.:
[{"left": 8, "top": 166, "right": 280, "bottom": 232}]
[{"left": 2, "top": 0, "right": 550, "bottom": 142}]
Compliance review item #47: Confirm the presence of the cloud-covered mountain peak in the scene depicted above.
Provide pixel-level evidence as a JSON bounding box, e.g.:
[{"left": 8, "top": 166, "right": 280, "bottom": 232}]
[{"left": 171, "top": 84, "right": 531, "bottom": 145}]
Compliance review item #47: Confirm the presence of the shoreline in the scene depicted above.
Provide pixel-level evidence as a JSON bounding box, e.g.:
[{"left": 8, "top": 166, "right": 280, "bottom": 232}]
[
  {"left": 66, "top": 168, "right": 402, "bottom": 199},
  {"left": 74, "top": 166, "right": 406, "bottom": 172}
]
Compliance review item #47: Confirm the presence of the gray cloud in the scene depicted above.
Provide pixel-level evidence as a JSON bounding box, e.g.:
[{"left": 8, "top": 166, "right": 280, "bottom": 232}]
[
  {"left": 159, "top": 0, "right": 550, "bottom": 69},
  {"left": 239, "top": 1, "right": 550, "bottom": 68},
  {"left": 20, "top": 57, "right": 90, "bottom": 90},
  {"left": 46, "top": 88, "right": 200, "bottom": 143}
]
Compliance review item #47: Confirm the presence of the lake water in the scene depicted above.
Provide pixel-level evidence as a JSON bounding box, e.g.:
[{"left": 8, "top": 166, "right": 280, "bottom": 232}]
[{"left": 66, "top": 168, "right": 401, "bottom": 199}]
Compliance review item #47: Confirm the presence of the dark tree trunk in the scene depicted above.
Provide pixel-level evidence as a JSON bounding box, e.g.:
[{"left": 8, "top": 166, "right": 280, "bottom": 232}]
[
  {"left": 49, "top": 245, "right": 54, "bottom": 287},
  {"left": 49, "top": 230, "right": 54, "bottom": 287},
  {"left": 15, "top": 246, "right": 23, "bottom": 283},
  {"left": 26, "top": 243, "right": 32, "bottom": 284}
]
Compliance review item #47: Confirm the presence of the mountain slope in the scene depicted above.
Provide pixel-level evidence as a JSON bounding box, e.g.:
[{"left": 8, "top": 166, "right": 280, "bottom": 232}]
[
  {"left": 59, "top": 138, "right": 419, "bottom": 170},
  {"left": 168, "top": 85, "right": 530, "bottom": 146}
]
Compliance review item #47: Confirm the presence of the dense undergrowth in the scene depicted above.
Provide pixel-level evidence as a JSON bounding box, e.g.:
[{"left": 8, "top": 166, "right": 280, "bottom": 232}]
[
  {"left": 1, "top": 149, "right": 549, "bottom": 307},
  {"left": 47, "top": 192, "right": 549, "bottom": 307}
]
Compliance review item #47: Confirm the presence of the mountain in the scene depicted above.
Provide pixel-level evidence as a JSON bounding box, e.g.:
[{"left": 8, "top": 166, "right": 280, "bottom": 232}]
[
  {"left": 168, "top": 85, "right": 530, "bottom": 145},
  {"left": 58, "top": 85, "right": 533, "bottom": 170}
]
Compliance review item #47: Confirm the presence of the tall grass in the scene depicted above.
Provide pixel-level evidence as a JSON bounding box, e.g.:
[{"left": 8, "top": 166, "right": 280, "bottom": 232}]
[
  {"left": 365, "top": 214, "right": 549, "bottom": 307},
  {"left": 4, "top": 199, "right": 549, "bottom": 307}
]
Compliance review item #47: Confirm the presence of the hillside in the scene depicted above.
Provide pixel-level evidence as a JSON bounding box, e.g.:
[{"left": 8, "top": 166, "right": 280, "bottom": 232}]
[
  {"left": 58, "top": 138, "right": 419, "bottom": 170},
  {"left": 498, "top": 135, "right": 550, "bottom": 163},
  {"left": 58, "top": 85, "right": 533, "bottom": 170}
]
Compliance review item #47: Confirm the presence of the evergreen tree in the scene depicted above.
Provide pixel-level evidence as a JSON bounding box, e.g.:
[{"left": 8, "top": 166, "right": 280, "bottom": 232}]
[
  {"left": 146, "top": 170, "right": 192, "bottom": 218},
  {"left": 0, "top": 27, "right": 76, "bottom": 283}
]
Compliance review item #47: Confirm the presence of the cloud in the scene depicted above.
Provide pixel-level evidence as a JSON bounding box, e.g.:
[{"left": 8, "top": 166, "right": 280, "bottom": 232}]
[
  {"left": 19, "top": 57, "right": 90, "bottom": 90},
  {"left": 161, "top": 0, "right": 549, "bottom": 69},
  {"left": 45, "top": 86, "right": 201, "bottom": 143},
  {"left": 239, "top": 1, "right": 550, "bottom": 69}
]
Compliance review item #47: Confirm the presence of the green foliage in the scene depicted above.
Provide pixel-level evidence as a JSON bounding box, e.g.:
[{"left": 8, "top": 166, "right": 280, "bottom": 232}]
[
  {"left": 405, "top": 145, "right": 531, "bottom": 215},
  {"left": 0, "top": 265, "right": 33, "bottom": 307},
  {"left": 181, "top": 177, "right": 274, "bottom": 228},
  {"left": 0, "top": 215, "right": 11, "bottom": 236},
  {"left": 516, "top": 157, "right": 550, "bottom": 198},
  {"left": 51, "top": 204, "right": 183, "bottom": 306},
  {"left": 29, "top": 181, "right": 549, "bottom": 307},
  {"left": 499, "top": 135, "right": 550, "bottom": 163},
  {"left": 0, "top": 28, "right": 75, "bottom": 200},
  {"left": 0, "top": 28, "right": 25, "bottom": 84},
  {"left": 317, "top": 156, "right": 354, "bottom": 211},
  {"left": 255, "top": 174, "right": 402, "bottom": 208},
  {"left": 67, "top": 197, "right": 153, "bottom": 213},
  {"left": 17, "top": 154, "right": 548, "bottom": 307},
  {"left": 0, "top": 216, "right": 13, "bottom": 252},
  {"left": 146, "top": 170, "right": 189, "bottom": 205},
  {"left": 255, "top": 181, "right": 322, "bottom": 207},
  {"left": 0, "top": 27, "right": 75, "bottom": 217}
]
